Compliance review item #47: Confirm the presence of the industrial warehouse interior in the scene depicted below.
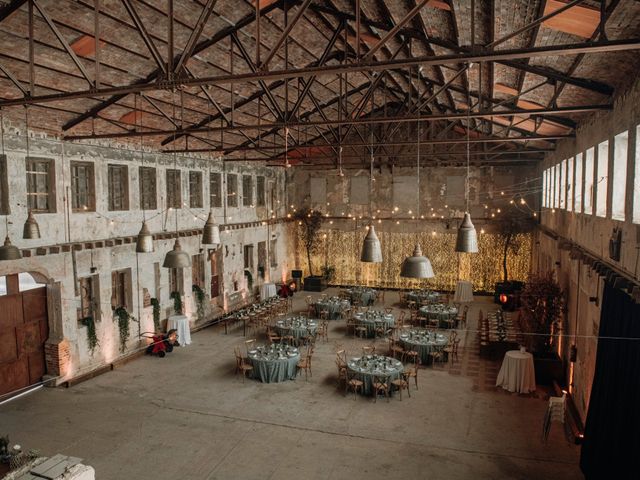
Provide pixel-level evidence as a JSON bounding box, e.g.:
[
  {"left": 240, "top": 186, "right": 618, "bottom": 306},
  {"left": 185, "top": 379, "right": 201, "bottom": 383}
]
[{"left": 0, "top": 1, "right": 639, "bottom": 479}]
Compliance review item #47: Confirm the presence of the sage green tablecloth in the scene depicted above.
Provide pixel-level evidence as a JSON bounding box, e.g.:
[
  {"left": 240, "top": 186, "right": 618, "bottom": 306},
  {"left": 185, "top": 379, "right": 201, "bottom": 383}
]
[
  {"left": 346, "top": 288, "right": 377, "bottom": 306},
  {"left": 248, "top": 345, "right": 300, "bottom": 383},
  {"left": 354, "top": 311, "right": 395, "bottom": 338},
  {"left": 314, "top": 298, "right": 350, "bottom": 319},
  {"left": 419, "top": 304, "right": 458, "bottom": 327},
  {"left": 347, "top": 355, "right": 404, "bottom": 395},
  {"left": 406, "top": 290, "right": 440, "bottom": 304},
  {"left": 275, "top": 317, "right": 317, "bottom": 339},
  {"left": 398, "top": 329, "right": 448, "bottom": 364}
]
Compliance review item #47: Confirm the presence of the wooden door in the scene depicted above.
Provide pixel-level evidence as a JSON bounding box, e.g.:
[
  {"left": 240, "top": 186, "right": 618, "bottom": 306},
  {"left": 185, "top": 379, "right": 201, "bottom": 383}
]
[{"left": 0, "top": 286, "right": 48, "bottom": 396}]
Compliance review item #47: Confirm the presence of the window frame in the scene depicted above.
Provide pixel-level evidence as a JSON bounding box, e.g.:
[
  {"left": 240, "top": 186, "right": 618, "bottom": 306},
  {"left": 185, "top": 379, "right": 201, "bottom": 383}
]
[
  {"left": 256, "top": 176, "right": 266, "bottom": 207},
  {"left": 107, "top": 164, "right": 129, "bottom": 211},
  {"left": 25, "top": 156, "right": 56, "bottom": 213},
  {"left": 209, "top": 172, "right": 222, "bottom": 208},
  {"left": 242, "top": 174, "right": 253, "bottom": 207},
  {"left": 166, "top": 169, "right": 182, "bottom": 209},
  {"left": 139, "top": 166, "right": 157, "bottom": 210},
  {"left": 227, "top": 173, "right": 238, "bottom": 207},
  {"left": 189, "top": 171, "right": 203, "bottom": 208},
  {"left": 70, "top": 161, "right": 95, "bottom": 212}
]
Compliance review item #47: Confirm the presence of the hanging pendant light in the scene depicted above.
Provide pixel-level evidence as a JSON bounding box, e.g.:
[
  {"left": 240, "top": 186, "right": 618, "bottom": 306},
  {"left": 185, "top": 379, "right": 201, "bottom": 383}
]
[
  {"left": 162, "top": 238, "right": 191, "bottom": 268},
  {"left": 135, "top": 95, "right": 154, "bottom": 253},
  {"left": 400, "top": 244, "right": 434, "bottom": 278},
  {"left": 163, "top": 90, "right": 191, "bottom": 269},
  {"left": 400, "top": 70, "right": 434, "bottom": 278},
  {"left": 202, "top": 211, "right": 220, "bottom": 246},
  {"left": 136, "top": 221, "right": 154, "bottom": 253},
  {"left": 361, "top": 112, "right": 382, "bottom": 263},
  {"left": 23, "top": 210, "right": 40, "bottom": 239},
  {"left": 455, "top": 63, "right": 479, "bottom": 253},
  {"left": 12, "top": 108, "right": 40, "bottom": 240},
  {"left": 0, "top": 217, "right": 21, "bottom": 261},
  {"left": 361, "top": 225, "right": 382, "bottom": 262}
]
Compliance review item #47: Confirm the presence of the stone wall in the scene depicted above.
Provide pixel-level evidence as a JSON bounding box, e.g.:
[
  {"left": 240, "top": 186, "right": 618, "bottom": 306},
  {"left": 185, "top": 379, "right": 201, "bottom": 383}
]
[
  {"left": 537, "top": 76, "right": 640, "bottom": 421},
  {"left": 0, "top": 130, "right": 293, "bottom": 381}
]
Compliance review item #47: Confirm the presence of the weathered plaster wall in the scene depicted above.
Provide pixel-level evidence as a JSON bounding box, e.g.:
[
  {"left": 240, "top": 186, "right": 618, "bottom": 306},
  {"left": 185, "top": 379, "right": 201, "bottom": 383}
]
[
  {"left": 537, "top": 76, "right": 640, "bottom": 421},
  {"left": 0, "top": 128, "right": 292, "bottom": 381}
]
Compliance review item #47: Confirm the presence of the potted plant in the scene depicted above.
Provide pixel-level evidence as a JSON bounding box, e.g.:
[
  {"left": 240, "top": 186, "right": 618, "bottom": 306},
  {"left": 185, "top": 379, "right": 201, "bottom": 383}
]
[
  {"left": 517, "top": 271, "right": 565, "bottom": 385},
  {"left": 80, "top": 316, "right": 99, "bottom": 355},
  {"left": 191, "top": 284, "right": 206, "bottom": 321},
  {"left": 293, "top": 208, "right": 327, "bottom": 292},
  {"left": 113, "top": 306, "right": 137, "bottom": 354},
  {"left": 494, "top": 207, "right": 534, "bottom": 310},
  {"left": 169, "top": 291, "right": 183, "bottom": 315}
]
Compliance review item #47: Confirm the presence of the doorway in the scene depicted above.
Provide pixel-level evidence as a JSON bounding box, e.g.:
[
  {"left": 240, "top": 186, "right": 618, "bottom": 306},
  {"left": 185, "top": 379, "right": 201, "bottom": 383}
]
[{"left": 0, "top": 273, "right": 48, "bottom": 396}]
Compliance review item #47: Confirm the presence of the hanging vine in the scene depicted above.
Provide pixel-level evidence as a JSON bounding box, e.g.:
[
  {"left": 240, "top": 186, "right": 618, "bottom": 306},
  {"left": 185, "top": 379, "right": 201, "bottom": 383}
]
[
  {"left": 169, "top": 291, "right": 183, "bottom": 315},
  {"left": 192, "top": 284, "right": 206, "bottom": 320},
  {"left": 81, "top": 316, "right": 99, "bottom": 355},
  {"left": 150, "top": 298, "right": 160, "bottom": 332},
  {"left": 114, "top": 306, "right": 137, "bottom": 353}
]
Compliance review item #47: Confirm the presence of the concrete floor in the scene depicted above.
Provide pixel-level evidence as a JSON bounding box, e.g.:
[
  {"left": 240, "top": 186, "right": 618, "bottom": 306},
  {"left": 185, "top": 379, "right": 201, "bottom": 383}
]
[{"left": 0, "top": 290, "right": 583, "bottom": 480}]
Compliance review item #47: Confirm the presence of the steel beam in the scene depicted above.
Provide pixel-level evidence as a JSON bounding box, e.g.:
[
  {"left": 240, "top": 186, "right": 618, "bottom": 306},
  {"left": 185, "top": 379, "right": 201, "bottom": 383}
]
[
  {"left": 7, "top": 39, "right": 637, "bottom": 109},
  {"left": 121, "top": 0, "right": 166, "bottom": 74},
  {"left": 60, "top": 0, "right": 283, "bottom": 131},
  {"left": 174, "top": 0, "right": 218, "bottom": 74},
  {"left": 261, "top": 0, "right": 313, "bottom": 69},
  {"left": 64, "top": 104, "right": 602, "bottom": 141},
  {"left": 0, "top": 61, "right": 27, "bottom": 95},
  {"left": 363, "top": 0, "right": 429, "bottom": 60}
]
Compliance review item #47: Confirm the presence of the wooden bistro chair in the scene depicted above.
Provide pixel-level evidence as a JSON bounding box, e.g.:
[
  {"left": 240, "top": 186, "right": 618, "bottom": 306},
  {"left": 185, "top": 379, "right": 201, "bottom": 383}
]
[
  {"left": 346, "top": 317, "right": 357, "bottom": 337},
  {"left": 336, "top": 349, "right": 348, "bottom": 370},
  {"left": 403, "top": 346, "right": 419, "bottom": 365},
  {"left": 388, "top": 338, "right": 405, "bottom": 360},
  {"left": 354, "top": 322, "right": 368, "bottom": 339},
  {"left": 266, "top": 326, "right": 282, "bottom": 344},
  {"left": 362, "top": 345, "right": 376, "bottom": 356},
  {"left": 234, "top": 347, "right": 254, "bottom": 383},
  {"left": 345, "top": 371, "right": 364, "bottom": 399},
  {"left": 406, "top": 359, "right": 420, "bottom": 390},
  {"left": 296, "top": 351, "right": 313, "bottom": 381},
  {"left": 444, "top": 337, "right": 461, "bottom": 364},
  {"left": 316, "top": 320, "right": 329, "bottom": 343},
  {"left": 244, "top": 338, "right": 256, "bottom": 355},
  {"left": 336, "top": 359, "right": 348, "bottom": 388},
  {"left": 372, "top": 375, "right": 390, "bottom": 403},
  {"left": 391, "top": 372, "right": 411, "bottom": 401}
]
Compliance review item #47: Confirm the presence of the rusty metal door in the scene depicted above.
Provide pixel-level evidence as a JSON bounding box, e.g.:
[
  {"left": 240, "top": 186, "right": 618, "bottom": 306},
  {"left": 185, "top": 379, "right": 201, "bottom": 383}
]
[{"left": 0, "top": 287, "right": 48, "bottom": 396}]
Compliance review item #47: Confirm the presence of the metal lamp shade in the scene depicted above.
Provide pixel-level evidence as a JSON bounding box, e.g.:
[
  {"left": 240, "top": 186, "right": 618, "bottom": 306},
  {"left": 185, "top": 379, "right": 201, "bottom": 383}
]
[
  {"left": 400, "top": 244, "right": 434, "bottom": 278},
  {"left": 360, "top": 225, "right": 382, "bottom": 263},
  {"left": 23, "top": 211, "right": 41, "bottom": 239},
  {"left": 202, "top": 212, "right": 220, "bottom": 245},
  {"left": 162, "top": 239, "right": 191, "bottom": 268},
  {"left": 0, "top": 236, "right": 22, "bottom": 261},
  {"left": 455, "top": 212, "right": 479, "bottom": 253},
  {"left": 135, "top": 221, "right": 154, "bottom": 253}
]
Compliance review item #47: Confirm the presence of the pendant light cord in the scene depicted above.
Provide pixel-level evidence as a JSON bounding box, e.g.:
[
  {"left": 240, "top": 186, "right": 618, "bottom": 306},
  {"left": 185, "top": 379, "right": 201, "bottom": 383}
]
[
  {"left": 137, "top": 94, "right": 146, "bottom": 223},
  {"left": 0, "top": 108, "right": 4, "bottom": 158},
  {"left": 466, "top": 63, "right": 471, "bottom": 214},
  {"left": 173, "top": 90, "right": 179, "bottom": 234},
  {"left": 416, "top": 67, "right": 420, "bottom": 220}
]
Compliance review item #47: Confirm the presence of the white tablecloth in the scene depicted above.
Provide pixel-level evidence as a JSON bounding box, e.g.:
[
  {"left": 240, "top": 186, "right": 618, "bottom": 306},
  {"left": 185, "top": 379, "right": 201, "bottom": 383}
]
[
  {"left": 259, "top": 283, "right": 277, "bottom": 300},
  {"left": 167, "top": 314, "right": 191, "bottom": 346},
  {"left": 496, "top": 350, "right": 536, "bottom": 393},
  {"left": 453, "top": 280, "right": 474, "bottom": 303}
]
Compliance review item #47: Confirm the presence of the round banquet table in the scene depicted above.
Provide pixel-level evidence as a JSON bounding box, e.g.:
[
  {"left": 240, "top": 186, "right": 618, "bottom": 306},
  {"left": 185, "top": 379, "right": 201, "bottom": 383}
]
[
  {"left": 314, "top": 298, "right": 350, "bottom": 319},
  {"left": 406, "top": 290, "right": 440, "bottom": 304},
  {"left": 275, "top": 317, "right": 317, "bottom": 339},
  {"left": 419, "top": 304, "right": 458, "bottom": 328},
  {"left": 353, "top": 311, "right": 395, "bottom": 338},
  {"left": 247, "top": 344, "right": 300, "bottom": 383},
  {"left": 167, "top": 314, "right": 191, "bottom": 346},
  {"left": 347, "top": 355, "right": 404, "bottom": 395},
  {"left": 259, "top": 282, "right": 277, "bottom": 300},
  {"left": 346, "top": 287, "right": 377, "bottom": 306},
  {"left": 496, "top": 350, "right": 536, "bottom": 393},
  {"left": 398, "top": 329, "right": 448, "bottom": 365}
]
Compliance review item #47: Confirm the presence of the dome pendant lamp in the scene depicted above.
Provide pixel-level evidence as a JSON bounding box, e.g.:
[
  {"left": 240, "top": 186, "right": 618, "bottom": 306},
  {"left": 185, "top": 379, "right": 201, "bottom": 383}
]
[
  {"left": 455, "top": 63, "right": 478, "bottom": 253},
  {"left": 361, "top": 125, "right": 382, "bottom": 263},
  {"left": 20, "top": 107, "right": 41, "bottom": 240},
  {"left": 400, "top": 72, "right": 434, "bottom": 279},
  {"left": 163, "top": 91, "right": 191, "bottom": 269}
]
